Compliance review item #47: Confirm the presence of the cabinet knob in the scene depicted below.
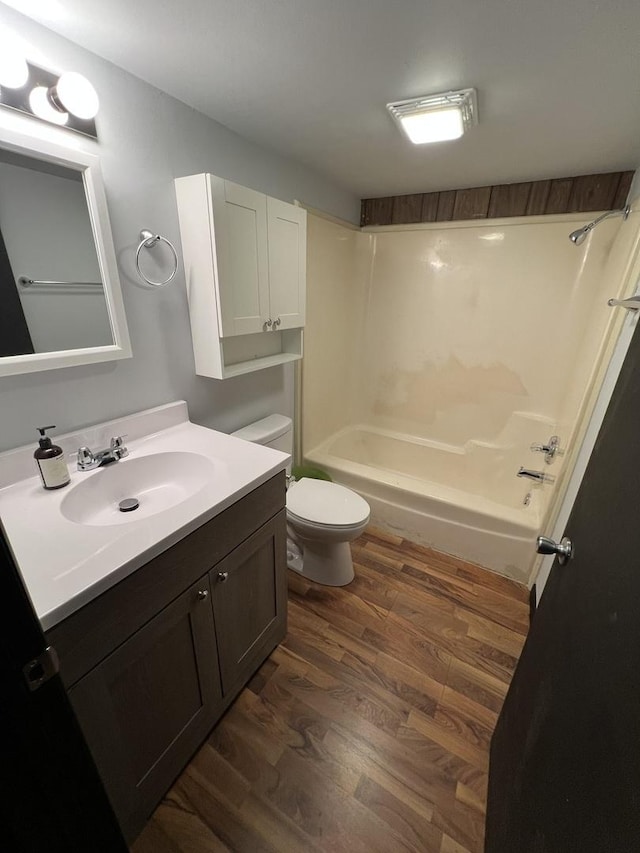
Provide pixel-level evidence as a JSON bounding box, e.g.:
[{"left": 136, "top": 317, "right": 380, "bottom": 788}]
[
  {"left": 264, "top": 318, "right": 273, "bottom": 330},
  {"left": 197, "top": 589, "right": 209, "bottom": 600},
  {"left": 217, "top": 571, "right": 229, "bottom": 583},
  {"left": 273, "top": 317, "right": 281, "bottom": 327}
]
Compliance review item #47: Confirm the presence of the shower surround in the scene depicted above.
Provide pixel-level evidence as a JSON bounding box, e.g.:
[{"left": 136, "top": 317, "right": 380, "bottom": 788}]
[{"left": 303, "top": 209, "right": 639, "bottom": 583}]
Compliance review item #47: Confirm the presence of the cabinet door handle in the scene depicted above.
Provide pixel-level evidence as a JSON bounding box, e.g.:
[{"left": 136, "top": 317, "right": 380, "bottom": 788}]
[
  {"left": 217, "top": 571, "right": 229, "bottom": 583},
  {"left": 273, "top": 317, "right": 281, "bottom": 327},
  {"left": 263, "top": 318, "right": 272, "bottom": 330},
  {"left": 197, "top": 589, "right": 209, "bottom": 600}
]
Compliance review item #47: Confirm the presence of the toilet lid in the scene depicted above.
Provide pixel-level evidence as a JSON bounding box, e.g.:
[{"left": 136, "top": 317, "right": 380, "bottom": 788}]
[{"left": 287, "top": 478, "right": 370, "bottom": 527}]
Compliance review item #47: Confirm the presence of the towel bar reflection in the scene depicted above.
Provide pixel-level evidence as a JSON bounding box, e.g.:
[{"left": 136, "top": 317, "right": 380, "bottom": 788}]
[{"left": 18, "top": 276, "right": 102, "bottom": 288}]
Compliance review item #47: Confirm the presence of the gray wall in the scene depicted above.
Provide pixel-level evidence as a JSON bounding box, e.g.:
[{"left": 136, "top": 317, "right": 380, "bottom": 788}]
[{"left": 0, "top": 4, "right": 359, "bottom": 452}]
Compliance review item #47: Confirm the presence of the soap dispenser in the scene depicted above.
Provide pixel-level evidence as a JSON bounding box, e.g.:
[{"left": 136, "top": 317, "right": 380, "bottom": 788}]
[{"left": 34, "top": 425, "right": 70, "bottom": 490}]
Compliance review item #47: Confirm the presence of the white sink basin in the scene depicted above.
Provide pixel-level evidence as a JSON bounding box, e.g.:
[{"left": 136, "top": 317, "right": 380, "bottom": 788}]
[
  {"left": 0, "top": 402, "right": 289, "bottom": 629},
  {"left": 61, "top": 451, "right": 216, "bottom": 526}
]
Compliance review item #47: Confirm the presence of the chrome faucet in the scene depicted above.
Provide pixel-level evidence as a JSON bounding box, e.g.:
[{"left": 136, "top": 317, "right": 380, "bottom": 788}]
[
  {"left": 517, "top": 467, "right": 555, "bottom": 485},
  {"left": 530, "top": 435, "right": 562, "bottom": 465},
  {"left": 77, "top": 436, "right": 129, "bottom": 471}
]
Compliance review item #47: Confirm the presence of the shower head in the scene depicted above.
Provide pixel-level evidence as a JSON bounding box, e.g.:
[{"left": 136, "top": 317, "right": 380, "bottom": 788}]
[
  {"left": 569, "top": 204, "right": 631, "bottom": 246},
  {"left": 569, "top": 226, "right": 590, "bottom": 246}
]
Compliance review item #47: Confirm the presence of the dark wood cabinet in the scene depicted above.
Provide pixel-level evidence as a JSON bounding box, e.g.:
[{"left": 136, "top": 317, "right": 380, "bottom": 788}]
[
  {"left": 213, "top": 510, "right": 287, "bottom": 695},
  {"left": 47, "top": 473, "right": 287, "bottom": 842},
  {"left": 69, "top": 576, "right": 222, "bottom": 840}
]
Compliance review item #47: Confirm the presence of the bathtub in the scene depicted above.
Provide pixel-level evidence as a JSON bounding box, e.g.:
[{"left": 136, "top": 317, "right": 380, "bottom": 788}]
[{"left": 305, "top": 419, "right": 557, "bottom": 584}]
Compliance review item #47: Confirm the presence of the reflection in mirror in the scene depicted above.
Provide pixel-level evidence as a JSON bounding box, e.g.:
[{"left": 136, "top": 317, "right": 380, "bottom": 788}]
[
  {"left": 0, "top": 148, "right": 114, "bottom": 357},
  {"left": 0, "top": 122, "right": 130, "bottom": 376}
]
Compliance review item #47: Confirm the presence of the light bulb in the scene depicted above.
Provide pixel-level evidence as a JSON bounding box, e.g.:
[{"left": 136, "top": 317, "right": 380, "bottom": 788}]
[
  {"left": 400, "top": 107, "right": 464, "bottom": 144},
  {"left": 0, "top": 46, "right": 29, "bottom": 88},
  {"left": 29, "top": 86, "right": 68, "bottom": 125},
  {"left": 54, "top": 72, "right": 99, "bottom": 119}
]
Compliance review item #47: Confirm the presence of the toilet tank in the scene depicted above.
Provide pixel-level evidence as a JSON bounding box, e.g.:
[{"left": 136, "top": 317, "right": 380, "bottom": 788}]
[{"left": 231, "top": 414, "right": 293, "bottom": 461}]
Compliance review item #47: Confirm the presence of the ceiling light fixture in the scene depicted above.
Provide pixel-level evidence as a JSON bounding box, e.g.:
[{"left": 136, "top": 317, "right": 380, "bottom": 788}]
[
  {"left": 387, "top": 88, "right": 478, "bottom": 145},
  {"left": 0, "top": 59, "right": 98, "bottom": 138}
]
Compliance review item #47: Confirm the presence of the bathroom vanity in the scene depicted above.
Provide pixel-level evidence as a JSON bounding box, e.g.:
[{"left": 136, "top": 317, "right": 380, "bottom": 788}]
[
  {"left": 0, "top": 402, "right": 288, "bottom": 842},
  {"left": 49, "top": 474, "right": 285, "bottom": 840}
]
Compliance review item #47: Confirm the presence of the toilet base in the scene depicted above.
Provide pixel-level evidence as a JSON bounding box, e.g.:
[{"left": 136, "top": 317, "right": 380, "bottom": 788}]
[
  {"left": 286, "top": 539, "right": 304, "bottom": 574},
  {"left": 286, "top": 534, "right": 355, "bottom": 586}
]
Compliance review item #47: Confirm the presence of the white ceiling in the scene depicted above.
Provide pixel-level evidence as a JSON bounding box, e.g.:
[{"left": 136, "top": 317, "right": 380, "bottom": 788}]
[{"left": 7, "top": 0, "right": 640, "bottom": 197}]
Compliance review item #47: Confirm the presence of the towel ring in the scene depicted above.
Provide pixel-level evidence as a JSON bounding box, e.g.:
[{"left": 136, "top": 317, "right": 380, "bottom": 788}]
[{"left": 135, "top": 229, "right": 178, "bottom": 287}]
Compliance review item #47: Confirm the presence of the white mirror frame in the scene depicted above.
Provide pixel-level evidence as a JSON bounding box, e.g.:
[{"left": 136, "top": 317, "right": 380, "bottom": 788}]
[{"left": 0, "top": 123, "right": 131, "bottom": 376}]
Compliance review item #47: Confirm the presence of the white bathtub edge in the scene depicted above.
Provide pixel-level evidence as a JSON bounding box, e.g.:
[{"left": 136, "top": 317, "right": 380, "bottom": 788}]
[
  {"left": 364, "top": 492, "right": 533, "bottom": 586},
  {"left": 307, "top": 448, "right": 537, "bottom": 585}
]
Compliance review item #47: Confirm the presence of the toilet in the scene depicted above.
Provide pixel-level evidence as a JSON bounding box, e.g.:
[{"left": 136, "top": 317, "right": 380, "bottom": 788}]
[{"left": 231, "top": 415, "right": 370, "bottom": 586}]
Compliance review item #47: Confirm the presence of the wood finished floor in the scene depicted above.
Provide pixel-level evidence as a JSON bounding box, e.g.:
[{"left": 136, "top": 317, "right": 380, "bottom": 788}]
[{"left": 132, "top": 528, "right": 530, "bottom": 853}]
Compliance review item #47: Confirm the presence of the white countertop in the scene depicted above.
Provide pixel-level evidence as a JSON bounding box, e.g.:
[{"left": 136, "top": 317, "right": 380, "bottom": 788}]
[{"left": 0, "top": 402, "right": 289, "bottom": 630}]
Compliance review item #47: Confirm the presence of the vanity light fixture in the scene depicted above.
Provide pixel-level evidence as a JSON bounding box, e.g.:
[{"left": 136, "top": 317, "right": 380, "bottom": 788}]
[
  {"left": 0, "top": 57, "right": 98, "bottom": 138},
  {"left": 387, "top": 88, "right": 478, "bottom": 144},
  {"left": 50, "top": 72, "right": 99, "bottom": 120},
  {"left": 29, "top": 86, "right": 69, "bottom": 126},
  {"left": 0, "top": 45, "right": 29, "bottom": 89}
]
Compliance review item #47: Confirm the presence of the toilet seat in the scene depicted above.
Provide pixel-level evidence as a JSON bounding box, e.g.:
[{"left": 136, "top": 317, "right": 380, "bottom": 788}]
[{"left": 286, "top": 478, "right": 370, "bottom": 528}]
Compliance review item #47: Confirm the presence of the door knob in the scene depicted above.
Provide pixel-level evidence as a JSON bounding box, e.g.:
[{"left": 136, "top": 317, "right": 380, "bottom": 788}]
[
  {"left": 536, "top": 535, "right": 573, "bottom": 565},
  {"left": 264, "top": 318, "right": 273, "bottom": 330},
  {"left": 197, "top": 589, "right": 209, "bottom": 600},
  {"left": 608, "top": 296, "right": 640, "bottom": 311},
  {"left": 273, "top": 317, "right": 281, "bottom": 327},
  {"left": 217, "top": 571, "right": 229, "bottom": 583}
]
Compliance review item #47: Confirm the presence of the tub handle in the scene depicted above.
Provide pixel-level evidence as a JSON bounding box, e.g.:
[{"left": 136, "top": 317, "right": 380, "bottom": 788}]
[{"left": 530, "top": 435, "right": 562, "bottom": 465}]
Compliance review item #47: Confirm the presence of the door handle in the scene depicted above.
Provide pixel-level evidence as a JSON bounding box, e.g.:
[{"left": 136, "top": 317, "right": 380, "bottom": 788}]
[
  {"left": 22, "top": 646, "right": 59, "bottom": 692},
  {"left": 536, "top": 535, "right": 573, "bottom": 565},
  {"left": 217, "top": 571, "right": 229, "bottom": 583}
]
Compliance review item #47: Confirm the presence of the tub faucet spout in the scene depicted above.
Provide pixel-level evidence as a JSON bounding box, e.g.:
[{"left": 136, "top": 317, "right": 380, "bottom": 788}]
[{"left": 517, "top": 467, "right": 555, "bottom": 485}]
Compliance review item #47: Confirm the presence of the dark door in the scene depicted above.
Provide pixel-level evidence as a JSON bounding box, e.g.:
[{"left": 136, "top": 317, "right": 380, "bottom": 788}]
[
  {"left": 0, "top": 525, "right": 128, "bottom": 853},
  {"left": 0, "top": 227, "right": 34, "bottom": 356},
  {"left": 486, "top": 316, "right": 640, "bottom": 853}
]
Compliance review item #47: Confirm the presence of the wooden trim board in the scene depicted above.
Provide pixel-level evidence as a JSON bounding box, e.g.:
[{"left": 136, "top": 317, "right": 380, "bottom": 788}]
[{"left": 361, "top": 171, "right": 635, "bottom": 227}]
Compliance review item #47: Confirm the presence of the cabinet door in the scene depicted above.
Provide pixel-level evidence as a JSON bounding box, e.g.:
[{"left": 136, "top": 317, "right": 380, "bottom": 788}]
[
  {"left": 267, "top": 197, "right": 307, "bottom": 330},
  {"left": 212, "top": 510, "right": 287, "bottom": 696},
  {"left": 69, "top": 576, "right": 222, "bottom": 841},
  {"left": 210, "top": 177, "right": 270, "bottom": 337}
]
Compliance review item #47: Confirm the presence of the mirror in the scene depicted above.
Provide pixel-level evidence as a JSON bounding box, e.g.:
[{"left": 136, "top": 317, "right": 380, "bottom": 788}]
[{"left": 0, "top": 123, "right": 131, "bottom": 376}]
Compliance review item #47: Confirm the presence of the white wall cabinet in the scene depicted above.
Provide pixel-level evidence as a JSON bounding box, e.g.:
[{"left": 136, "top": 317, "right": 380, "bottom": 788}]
[
  {"left": 266, "top": 196, "right": 306, "bottom": 330},
  {"left": 175, "top": 173, "right": 306, "bottom": 379}
]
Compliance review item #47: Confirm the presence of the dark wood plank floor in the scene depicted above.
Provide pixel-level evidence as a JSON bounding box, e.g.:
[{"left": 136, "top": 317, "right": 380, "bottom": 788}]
[{"left": 132, "top": 528, "right": 529, "bottom": 853}]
